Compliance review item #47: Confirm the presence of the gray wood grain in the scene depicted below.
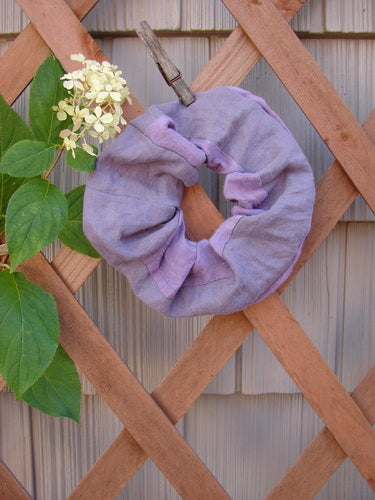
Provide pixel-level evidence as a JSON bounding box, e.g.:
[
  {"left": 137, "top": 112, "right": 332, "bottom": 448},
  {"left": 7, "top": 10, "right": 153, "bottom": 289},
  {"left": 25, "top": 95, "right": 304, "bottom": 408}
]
[
  {"left": 185, "top": 393, "right": 375, "bottom": 500},
  {"left": 325, "top": 0, "right": 375, "bottom": 32},
  {"left": 0, "top": 393, "right": 34, "bottom": 497},
  {"left": 338, "top": 222, "right": 375, "bottom": 392}
]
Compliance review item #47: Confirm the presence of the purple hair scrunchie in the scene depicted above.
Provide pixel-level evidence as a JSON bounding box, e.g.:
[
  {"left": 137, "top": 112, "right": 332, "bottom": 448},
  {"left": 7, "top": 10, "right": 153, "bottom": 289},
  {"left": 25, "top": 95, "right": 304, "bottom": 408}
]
[{"left": 83, "top": 86, "right": 315, "bottom": 317}]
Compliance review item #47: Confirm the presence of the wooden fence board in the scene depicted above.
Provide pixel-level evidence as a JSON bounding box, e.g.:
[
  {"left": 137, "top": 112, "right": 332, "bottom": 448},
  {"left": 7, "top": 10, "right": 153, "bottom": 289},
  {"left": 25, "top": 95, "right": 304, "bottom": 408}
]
[
  {"left": 16, "top": 0, "right": 104, "bottom": 70},
  {"left": 223, "top": 0, "right": 375, "bottom": 214},
  {"left": 51, "top": 249, "right": 101, "bottom": 295},
  {"left": 18, "top": 253, "right": 230, "bottom": 500}
]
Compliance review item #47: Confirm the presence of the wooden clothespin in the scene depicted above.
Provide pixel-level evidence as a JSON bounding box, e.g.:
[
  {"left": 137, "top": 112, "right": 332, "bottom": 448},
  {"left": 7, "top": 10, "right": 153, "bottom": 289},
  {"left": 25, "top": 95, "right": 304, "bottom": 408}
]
[{"left": 136, "top": 20, "right": 195, "bottom": 106}]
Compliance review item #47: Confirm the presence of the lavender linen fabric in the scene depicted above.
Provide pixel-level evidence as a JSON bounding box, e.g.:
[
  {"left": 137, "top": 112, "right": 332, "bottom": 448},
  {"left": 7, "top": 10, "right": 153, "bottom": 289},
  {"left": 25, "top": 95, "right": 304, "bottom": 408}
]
[{"left": 83, "top": 86, "right": 315, "bottom": 317}]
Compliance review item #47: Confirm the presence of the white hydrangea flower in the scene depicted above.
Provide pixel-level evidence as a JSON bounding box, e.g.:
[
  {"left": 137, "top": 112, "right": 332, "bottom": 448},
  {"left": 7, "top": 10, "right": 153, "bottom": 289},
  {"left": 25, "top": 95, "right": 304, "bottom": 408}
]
[
  {"left": 59, "top": 129, "right": 79, "bottom": 157},
  {"left": 52, "top": 100, "right": 69, "bottom": 121},
  {"left": 85, "top": 106, "right": 113, "bottom": 133},
  {"left": 52, "top": 53, "right": 131, "bottom": 157}
]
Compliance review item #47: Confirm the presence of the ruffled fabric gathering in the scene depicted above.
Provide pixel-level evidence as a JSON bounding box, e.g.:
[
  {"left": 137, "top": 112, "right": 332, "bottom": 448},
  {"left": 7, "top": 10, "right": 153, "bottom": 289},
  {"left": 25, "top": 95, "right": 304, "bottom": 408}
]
[{"left": 83, "top": 86, "right": 315, "bottom": 317}]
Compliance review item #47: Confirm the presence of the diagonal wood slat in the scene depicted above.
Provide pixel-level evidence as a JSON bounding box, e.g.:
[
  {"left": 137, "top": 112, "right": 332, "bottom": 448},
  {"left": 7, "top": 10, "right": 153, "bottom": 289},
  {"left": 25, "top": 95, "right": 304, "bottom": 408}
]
[
  {"left": 0, "top": 0, "right": 100, "bottom": 104},
  {"left": 266, "top": 365, "right": 375, "bottom": 499},
  {"left": 244, "top": 294, "right": 375, "bottom": 488},
  {"left": 0, "top": 0, "right": 374, "bottom": 496},
  {"left": 15, "top": 0, "right": 143, "bottom": 122}
]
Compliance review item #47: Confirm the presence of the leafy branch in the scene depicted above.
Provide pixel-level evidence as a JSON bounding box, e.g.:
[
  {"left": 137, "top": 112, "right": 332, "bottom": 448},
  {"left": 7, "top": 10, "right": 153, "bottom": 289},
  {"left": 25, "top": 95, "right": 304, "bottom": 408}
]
[{"left": 0, "top": 54, "right": 131, "bottom": 421}]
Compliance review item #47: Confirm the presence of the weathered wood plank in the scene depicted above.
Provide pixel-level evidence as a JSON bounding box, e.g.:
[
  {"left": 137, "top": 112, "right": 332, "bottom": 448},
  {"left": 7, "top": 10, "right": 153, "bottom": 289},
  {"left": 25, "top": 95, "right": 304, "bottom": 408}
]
[
  {"left": 30, "top": 393, "right": 143, "bottom": 499},
  {"left": 339, "top": 223, "right": 375, "bottom": 392},
  {"left": 3, "top": 0, "right": 373, "bottom": 36},
  {"left": 0, "top": 394, "right": 34, "bottom": 496},
  {"left": 30, "top": 407, "right": 84, "bottom": 499},
  {"left": 223, "top": 0, "right": 375, "bottom": 213},
  {"left": 0, "top": 0, "right": 28, "bottom": 34},
  {"left": 185, "top": 391, "right": 375, "bottom": 500},
  {"left": 325, "top": 0, "right": 375, "bottom": 33},
  {"left": 82, "top": 0, "right": 323, "bottom": 33},
  {"left": 84, "top": 0, "right": 181, "bottom": 33}
]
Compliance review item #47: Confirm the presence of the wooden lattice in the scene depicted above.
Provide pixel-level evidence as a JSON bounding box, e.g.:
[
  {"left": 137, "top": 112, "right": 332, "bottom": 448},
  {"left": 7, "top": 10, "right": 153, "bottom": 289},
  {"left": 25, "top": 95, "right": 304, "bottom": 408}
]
[{"left": 0, "top": 0, "right": 374, "bottom": 498}]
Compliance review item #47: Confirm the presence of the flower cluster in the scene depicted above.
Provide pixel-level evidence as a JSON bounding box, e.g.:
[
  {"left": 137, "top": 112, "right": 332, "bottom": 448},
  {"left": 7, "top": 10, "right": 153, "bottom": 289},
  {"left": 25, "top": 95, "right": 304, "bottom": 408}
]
[{"left": 53, "top": 54, "right": 132, "bottom": 157}]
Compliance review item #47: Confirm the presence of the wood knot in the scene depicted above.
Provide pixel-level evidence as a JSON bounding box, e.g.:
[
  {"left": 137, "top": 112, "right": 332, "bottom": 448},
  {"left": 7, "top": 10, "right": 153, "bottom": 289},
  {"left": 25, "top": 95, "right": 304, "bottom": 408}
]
[{"left": 340, "top": 131, "right": 349, "bottom": 142}]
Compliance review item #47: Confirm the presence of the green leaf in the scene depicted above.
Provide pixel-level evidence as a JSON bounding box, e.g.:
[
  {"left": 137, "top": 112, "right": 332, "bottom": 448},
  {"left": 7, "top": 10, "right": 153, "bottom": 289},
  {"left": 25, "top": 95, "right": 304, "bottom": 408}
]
[
  {"left": 0, "top": 174, "right": 28, "bottom": 232},
  {"left": 6, "top": 178, "right": 68, "bottom": 270},
  {"left": 58, "top": 185, "right": 101, "bottom": 258},
  {"left": 66, "top": 146, "right": 98, "bottom": 173},
  {"left": 22, "top": 345, "right": 81, "bottom": 422},
  {"left": 0, "top": 140, "right": 56, "bottom": 177},
  {"left": 0, "top": 270, "right": 59, "bottom": 397},
  {"left": 29, "top": 55, "right": 68, "bottom": 144},
  {"left": 0, "top": 94, "right": 33, "bottom": 160}
]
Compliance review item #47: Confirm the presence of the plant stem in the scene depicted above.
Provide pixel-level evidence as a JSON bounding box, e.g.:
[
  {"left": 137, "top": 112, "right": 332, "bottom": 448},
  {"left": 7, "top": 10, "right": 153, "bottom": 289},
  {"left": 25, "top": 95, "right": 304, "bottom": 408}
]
[{"left": 43, "top": 147, "right": 64, "bottom": 179}]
